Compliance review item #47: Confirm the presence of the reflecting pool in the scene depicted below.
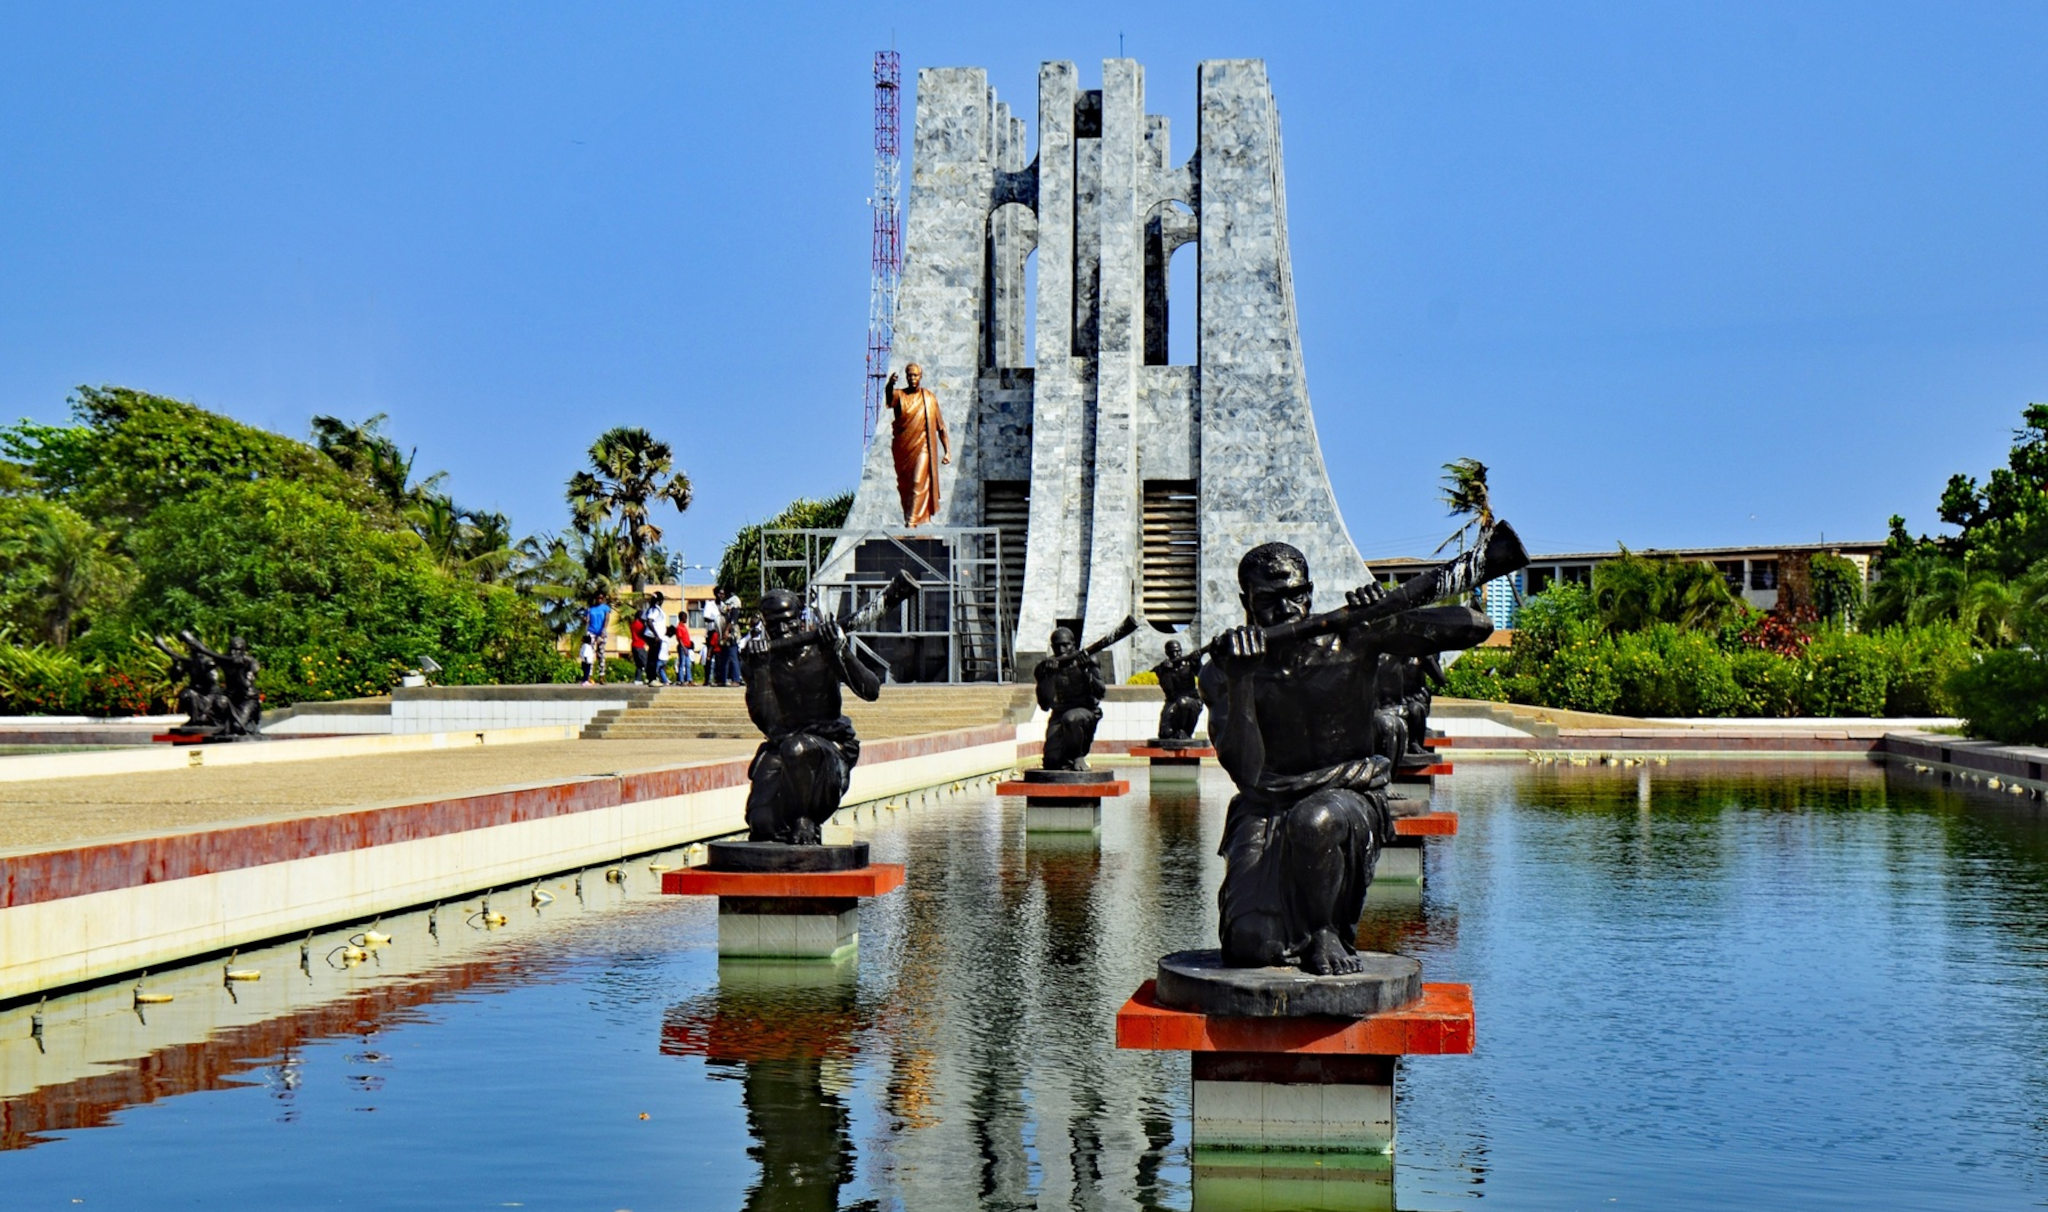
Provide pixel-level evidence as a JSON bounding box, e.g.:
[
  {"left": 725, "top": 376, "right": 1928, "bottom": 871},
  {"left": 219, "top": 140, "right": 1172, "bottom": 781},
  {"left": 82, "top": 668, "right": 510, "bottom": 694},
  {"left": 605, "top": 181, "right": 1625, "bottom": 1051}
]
[{"left": 3, "top": 760, "right": 2047, "bottom": 1209}]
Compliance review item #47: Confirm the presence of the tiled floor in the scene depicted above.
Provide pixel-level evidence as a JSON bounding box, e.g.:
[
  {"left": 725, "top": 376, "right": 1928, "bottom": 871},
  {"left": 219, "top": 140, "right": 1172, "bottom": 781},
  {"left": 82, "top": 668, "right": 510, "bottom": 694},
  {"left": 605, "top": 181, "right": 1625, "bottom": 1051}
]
[{"left": 0, "top": 738, "right": 757, "bottom": 852}]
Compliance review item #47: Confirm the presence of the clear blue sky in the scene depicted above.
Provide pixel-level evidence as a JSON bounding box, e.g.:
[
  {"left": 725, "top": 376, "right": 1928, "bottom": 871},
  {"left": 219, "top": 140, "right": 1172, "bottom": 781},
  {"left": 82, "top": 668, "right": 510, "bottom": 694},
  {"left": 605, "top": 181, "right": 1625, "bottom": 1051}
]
[{"left": 4, "top": 2, "right": 2044, "bottom": 568}]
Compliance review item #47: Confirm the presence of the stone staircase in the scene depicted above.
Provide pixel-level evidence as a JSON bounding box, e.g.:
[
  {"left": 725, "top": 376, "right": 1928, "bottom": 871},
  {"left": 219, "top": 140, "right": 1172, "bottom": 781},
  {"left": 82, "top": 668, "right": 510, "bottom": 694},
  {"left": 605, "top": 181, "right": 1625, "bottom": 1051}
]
[{"left": 581, "top": 684, "right": 1037, "bottom": 741}]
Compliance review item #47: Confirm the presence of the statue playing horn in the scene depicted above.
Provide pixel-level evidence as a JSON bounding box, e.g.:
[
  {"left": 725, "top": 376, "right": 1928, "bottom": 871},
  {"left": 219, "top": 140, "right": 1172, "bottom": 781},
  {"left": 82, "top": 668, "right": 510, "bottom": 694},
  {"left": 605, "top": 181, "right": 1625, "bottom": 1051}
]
[
  {"left": 1200, "top": 523, "right": 1526, "bottom": 975},
  {"left": 1033, "top": 617, "right": 1138, "bottom": 772},
  {"left": 885, "top": 363, "right": 950, "bottom": 527}
]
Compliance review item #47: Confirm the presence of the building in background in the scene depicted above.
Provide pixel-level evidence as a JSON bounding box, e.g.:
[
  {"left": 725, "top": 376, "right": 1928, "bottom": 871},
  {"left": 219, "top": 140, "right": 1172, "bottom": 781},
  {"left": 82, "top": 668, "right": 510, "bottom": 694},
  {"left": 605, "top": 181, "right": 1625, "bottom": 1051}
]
[{"left": 1375, "top": 541, "right": 1886, "bottom": 629}]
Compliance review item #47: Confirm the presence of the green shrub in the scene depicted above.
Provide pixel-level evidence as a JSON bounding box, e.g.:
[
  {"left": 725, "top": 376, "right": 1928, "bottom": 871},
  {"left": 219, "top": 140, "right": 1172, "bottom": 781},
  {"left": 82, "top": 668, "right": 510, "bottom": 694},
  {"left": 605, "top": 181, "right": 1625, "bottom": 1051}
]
[
  {"left": 1655, "top": 627, "right": 1743, "bottom": 716},
  {"left": 1949, "top": 648, "right": 2048, "bottom": 744},
  {"left": 1442, "top": 647, "right": 1513, "bottom": 701},
  {"left": 1729, "top": 649, "right": 1802, "bottom": 717},
  {"left": 0, "top": 643, "right": 88, "bottom": 713},
  {"left": 1800, "top": 631, "right": 1891, "bottom": 716},
  {"left": 1878, "top": 622, "right": 1973, "bottom": 717},
  {"left": 1534, "top": 632, "right": 1621, "bottom": 714}
]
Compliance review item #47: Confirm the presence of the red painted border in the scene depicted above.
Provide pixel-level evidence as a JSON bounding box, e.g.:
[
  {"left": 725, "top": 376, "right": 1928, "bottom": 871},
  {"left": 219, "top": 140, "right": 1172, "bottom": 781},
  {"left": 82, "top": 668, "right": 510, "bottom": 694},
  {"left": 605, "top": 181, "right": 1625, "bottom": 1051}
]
[
  {"left": 1115, "top": 980, "right": 1474, "bottom": 1056},
  {"left": 1, "top": 723, "right": 1015, "bottom": 910},
  {"left": 659, "top": 863, "right": 905, "bottom": 898},
  {"left": 1393, "top": 812, "right": 1458, "bottom": 837},
  {"left": 995, "top": 780, "right": 1130, "bottom": 798},
  {"left": 1130, "top": 747, "right": 1217, "bottom": 760}
]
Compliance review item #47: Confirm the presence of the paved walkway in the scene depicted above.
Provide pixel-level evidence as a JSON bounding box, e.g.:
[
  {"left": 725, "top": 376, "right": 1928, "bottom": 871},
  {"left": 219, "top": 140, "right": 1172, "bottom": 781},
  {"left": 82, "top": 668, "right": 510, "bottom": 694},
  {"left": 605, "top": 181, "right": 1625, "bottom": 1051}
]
[{"left": 0, "top": 738, "right": 757, "bottom": 853}]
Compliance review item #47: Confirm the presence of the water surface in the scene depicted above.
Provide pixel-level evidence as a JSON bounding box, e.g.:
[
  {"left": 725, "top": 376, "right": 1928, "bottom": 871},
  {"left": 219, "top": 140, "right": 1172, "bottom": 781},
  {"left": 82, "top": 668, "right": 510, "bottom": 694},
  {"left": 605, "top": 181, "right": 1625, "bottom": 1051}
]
[{"left": 3, "top": 760, "right": 2045, "bottom": 1209}]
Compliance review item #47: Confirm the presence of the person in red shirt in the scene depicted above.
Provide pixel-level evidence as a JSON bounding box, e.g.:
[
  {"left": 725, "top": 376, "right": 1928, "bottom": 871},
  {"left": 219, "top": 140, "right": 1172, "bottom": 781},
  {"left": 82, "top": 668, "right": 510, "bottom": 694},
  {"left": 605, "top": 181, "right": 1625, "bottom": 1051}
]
[{"left": 628, "top": 614, "right": 649, "bottom": 684}]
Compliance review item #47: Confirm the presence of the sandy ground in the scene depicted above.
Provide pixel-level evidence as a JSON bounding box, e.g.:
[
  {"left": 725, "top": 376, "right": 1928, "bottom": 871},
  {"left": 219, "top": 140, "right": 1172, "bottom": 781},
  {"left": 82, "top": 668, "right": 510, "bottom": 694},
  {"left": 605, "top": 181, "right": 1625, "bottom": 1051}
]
[{"left": 0, "top": 738, "right": 758, "bottom": 853}]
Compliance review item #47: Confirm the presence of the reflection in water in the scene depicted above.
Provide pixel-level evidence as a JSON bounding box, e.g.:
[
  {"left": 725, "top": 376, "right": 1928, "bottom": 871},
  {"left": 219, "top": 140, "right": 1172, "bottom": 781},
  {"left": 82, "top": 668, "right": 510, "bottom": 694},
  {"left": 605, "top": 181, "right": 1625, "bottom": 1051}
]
[{"left": 661, "top": 960, "right": 875, "bottom": 1212}]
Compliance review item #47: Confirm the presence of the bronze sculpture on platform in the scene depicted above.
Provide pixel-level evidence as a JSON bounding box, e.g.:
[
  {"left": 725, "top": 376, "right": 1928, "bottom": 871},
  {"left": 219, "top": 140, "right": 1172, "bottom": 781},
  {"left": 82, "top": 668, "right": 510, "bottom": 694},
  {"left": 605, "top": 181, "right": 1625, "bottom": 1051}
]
[
  {"left": 1032, "top": 617, "right": 1137, "bottom": 772},
  {"left": 1199, "top": 525, "right": 1524, "bottom": 975},
  {"left": 885, "top": 363, "right": 950, "bottom": 527},
  {"left": 1150, "top": 639, "right": 1205, "bottom": 741},
  {"left": 739, "top": 588, "right": 883, "bottom": 844},
  {"left": 153, "top": 631, "right": 261, "bottom": 738}
]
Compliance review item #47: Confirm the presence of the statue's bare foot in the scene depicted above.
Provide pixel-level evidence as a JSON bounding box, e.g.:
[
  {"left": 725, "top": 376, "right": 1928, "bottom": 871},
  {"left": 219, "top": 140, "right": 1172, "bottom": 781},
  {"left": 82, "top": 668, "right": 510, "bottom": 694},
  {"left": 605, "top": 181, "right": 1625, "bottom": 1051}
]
[{"left": 1300, "top": 928, "right": 1363, "bottom": 976}]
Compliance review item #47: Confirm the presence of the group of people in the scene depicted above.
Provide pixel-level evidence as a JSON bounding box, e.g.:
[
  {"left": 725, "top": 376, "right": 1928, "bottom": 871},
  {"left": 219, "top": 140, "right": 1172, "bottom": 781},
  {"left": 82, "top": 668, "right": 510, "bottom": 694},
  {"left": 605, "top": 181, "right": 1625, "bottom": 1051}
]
[{"left": 577, "top": 587, "right": 751, "bottom": 687}]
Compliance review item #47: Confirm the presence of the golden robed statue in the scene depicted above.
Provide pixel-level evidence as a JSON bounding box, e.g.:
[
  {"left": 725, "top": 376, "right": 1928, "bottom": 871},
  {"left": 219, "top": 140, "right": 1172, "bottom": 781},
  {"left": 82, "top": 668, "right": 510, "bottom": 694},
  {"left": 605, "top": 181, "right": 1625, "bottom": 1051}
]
[{"left": 887, "top": 362, "right": 951, "bottom": 527}]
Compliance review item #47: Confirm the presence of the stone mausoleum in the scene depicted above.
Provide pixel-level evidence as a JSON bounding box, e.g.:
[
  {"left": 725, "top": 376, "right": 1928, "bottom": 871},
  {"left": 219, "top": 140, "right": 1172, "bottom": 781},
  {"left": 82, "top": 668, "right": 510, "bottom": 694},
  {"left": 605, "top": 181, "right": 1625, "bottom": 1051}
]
[{"left": 840, "top": 58, "right": 1371, "bottom": 678}]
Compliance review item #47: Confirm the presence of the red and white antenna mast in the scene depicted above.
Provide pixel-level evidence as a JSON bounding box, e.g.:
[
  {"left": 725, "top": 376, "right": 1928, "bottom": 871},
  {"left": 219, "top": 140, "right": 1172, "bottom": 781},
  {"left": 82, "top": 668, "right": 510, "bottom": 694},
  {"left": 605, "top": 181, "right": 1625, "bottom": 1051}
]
[{"left": 863, "top": 50, "right": 902, "bottom": 445}]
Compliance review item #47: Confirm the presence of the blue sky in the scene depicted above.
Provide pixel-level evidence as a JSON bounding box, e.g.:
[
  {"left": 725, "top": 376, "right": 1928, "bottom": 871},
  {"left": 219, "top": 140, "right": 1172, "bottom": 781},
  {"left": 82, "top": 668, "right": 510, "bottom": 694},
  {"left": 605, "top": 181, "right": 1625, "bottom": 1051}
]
[{"left": 3, "top": 2, "right": 2044, "bottom": 568}]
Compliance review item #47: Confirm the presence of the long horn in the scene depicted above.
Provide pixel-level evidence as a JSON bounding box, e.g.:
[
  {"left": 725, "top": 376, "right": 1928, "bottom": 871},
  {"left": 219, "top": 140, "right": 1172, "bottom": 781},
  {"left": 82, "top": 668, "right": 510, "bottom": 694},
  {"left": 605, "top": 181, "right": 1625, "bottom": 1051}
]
[{"left": 1207, "top": 520, "right": 1528, "bottom": 654}]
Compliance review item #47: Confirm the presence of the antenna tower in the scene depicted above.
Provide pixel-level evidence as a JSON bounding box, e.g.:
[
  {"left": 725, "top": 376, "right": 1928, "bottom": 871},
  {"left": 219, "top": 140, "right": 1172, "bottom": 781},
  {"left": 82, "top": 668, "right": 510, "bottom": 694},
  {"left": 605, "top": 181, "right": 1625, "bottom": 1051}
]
[{"left": 863, "top": 50, "right": 903, "bottom": 445}]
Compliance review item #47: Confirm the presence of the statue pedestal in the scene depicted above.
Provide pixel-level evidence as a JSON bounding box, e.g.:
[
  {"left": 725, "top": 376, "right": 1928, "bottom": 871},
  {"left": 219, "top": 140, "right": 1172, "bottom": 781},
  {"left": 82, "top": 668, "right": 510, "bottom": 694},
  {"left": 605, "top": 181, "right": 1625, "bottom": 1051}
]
[
  {"left": 1117, "top": 953, "right": 1473, "bottom": 1157},
  {"left": 1131, "top": 738, "right": 1216, "bottom": 782},
  {"left": 1375, "top": 811, "right": 1458, "bottom": 883},
  {"left": 997, "top": 769, "right": 1130, "bottom": 832},
  {"left": 661, "top": 842, "right": 904, "bottom": 961}
]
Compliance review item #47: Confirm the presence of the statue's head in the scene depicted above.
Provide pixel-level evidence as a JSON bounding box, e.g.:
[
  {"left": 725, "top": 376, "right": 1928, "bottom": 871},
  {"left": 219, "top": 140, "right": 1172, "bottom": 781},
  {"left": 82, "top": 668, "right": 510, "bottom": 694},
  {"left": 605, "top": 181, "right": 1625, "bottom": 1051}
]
[
  {"left": 229, "top": 636, "right": 248, "bottom": 655},
  {"left": 1238, "top": 543, "right": 1314, "bottom": 628},
  {"left": 759, "top": 589, "right": 803, "bottom": 638},
  {"left": 904, "top": 362, "right": 923, "bottom": 389},
  {"left": 1164, "top": 639, "right": 1184, "bottom": 660},
  {"left": 1049, "top": 627, "right": 1078, "bottom": 658}
]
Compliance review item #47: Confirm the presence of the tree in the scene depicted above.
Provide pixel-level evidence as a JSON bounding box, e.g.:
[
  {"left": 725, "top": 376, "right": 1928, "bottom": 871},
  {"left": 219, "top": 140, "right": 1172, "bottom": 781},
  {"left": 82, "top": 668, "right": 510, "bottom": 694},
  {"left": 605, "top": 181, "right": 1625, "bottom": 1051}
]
[
  {"left": 2, "top": 386, "right": 375, "bottom": 529},
  {"left": 1591, "top": 547, "right": 1743, "bottom": 634},
  {"left": 566, "top": 427, "right": 693, "bottom": 591},
  {"left": 125, "top": 478, "right": 562, "bottom": 700},
  {"left": 717, "top": 492, "right": 856, "bottom": 609},
  {"left": 0, "top": 499, "right": 132, "bottom": 646},
  {"left": 1808, "top": 553, "right": 1864, "bottom": 628},
  {"left": 1435, "top": 457, "right": 1493, "bottom": 553}
]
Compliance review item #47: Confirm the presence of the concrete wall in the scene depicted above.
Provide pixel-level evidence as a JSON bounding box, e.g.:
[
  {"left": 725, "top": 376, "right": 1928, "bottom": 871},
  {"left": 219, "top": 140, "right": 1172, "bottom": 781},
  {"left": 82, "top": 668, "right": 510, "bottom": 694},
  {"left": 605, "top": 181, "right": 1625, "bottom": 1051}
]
[{"left": 0, "top": 726, "right": 1021, "bottom": 1003}]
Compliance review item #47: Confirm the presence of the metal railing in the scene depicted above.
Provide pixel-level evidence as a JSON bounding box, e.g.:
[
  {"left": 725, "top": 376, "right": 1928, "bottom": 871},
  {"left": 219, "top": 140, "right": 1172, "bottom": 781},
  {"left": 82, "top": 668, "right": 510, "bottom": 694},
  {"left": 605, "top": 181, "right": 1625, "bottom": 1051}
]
[{"left": 758, "top": 526, "right": 1011, "bottom": 683}]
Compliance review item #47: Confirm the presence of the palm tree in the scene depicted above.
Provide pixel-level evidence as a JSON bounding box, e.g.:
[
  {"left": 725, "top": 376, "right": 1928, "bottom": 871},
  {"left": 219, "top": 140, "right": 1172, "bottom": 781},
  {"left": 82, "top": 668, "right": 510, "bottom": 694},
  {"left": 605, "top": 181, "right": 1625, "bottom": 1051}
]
[
  {"left": 29, "top": 507, "right": 131, "bottom": 646},
  {"left": 566, "top": 427, "right": 693, "bottom": 591},
  {"left": 1435, "top": 457, "right": 1493, "bottom": 554}
]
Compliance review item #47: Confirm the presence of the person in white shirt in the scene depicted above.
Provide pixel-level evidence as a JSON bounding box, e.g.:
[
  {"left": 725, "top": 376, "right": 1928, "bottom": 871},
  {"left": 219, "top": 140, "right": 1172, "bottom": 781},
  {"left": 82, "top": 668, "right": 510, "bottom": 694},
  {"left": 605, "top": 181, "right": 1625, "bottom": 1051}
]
[{"left": 640, "top": 593, "right": 669, "bottom": 685}]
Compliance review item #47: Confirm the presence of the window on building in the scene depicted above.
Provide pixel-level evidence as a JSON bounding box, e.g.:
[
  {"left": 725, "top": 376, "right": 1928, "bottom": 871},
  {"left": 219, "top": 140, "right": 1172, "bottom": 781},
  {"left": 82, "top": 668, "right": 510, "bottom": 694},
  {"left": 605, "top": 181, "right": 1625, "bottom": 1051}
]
[
  {"left": 1751, "top": 561, "right": 1778, "bottom": 590},
  {"left": 1561, "top": 565, "right": 1592, "bottom": 586},
  {"left": 1526, "top": 567, "right": 1554, "bottom": 595},
  {"left": 1714, "top": 560, "right": 1744, "bottom": 594}
]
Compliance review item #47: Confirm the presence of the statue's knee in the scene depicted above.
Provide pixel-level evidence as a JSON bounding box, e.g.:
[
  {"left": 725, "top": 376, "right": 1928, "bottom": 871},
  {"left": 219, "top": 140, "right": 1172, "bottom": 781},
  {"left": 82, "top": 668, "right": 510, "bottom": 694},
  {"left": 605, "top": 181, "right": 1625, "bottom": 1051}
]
[{"left": 1288, "top": 793, "right": 1365, "bottom": 846}]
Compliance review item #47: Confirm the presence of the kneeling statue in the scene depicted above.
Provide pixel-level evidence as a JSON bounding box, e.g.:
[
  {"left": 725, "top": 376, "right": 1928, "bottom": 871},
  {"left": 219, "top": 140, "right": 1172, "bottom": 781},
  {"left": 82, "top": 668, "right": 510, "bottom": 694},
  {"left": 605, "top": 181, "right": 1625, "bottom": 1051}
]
[
  {"left": 1202, "top": 543, "right": 1498, "bottom": 974},
  {"left": 739, "top": 589, "right": 882, "bottom": 844},
  {"left": 1151, "top": 639, "right": 1205, "bottom": 741},
  {"left": 1034, "top": 627, "right": 1106, "bottom": 771}
]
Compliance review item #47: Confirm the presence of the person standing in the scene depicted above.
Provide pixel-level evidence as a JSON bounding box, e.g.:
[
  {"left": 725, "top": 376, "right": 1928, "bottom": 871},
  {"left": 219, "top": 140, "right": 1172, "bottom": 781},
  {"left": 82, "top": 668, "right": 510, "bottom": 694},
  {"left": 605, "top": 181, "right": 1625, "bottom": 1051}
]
[
  {"left": 582, "top": 592, "right": 613, "bottom": 685},
  {"left": 674, "top": 617, "right": 695, "bottom": 685},
  {"left": 641, "top": 592, "right": 670, "bottom": 686},
  {"left": 706, "top": 622, "right": 726, "bottom": 687},
  {"left": 628, "top": 613, "right": 649, "bottom": 684}
]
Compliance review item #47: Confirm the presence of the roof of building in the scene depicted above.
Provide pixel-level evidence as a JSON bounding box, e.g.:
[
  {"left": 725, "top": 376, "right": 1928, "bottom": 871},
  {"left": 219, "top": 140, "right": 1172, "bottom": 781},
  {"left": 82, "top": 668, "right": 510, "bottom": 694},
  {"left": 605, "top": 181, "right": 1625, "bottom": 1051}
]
[{"left": 1371, "top": 539, "right": 1885, "bottom": 568}]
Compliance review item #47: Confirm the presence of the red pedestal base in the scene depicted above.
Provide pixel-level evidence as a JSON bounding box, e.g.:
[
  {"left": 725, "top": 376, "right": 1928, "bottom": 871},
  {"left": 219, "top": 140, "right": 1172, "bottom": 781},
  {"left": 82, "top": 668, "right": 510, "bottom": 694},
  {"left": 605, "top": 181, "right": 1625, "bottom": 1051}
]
[
  {"left": 660, "top": 864, "right": 905, "bottom": 899},
  {"left": 1392, "top": 812, "right": 1458, "bottom": 838},
  {"left": 1116, "top": 980, "right": 1474, "bottom": 1056}
]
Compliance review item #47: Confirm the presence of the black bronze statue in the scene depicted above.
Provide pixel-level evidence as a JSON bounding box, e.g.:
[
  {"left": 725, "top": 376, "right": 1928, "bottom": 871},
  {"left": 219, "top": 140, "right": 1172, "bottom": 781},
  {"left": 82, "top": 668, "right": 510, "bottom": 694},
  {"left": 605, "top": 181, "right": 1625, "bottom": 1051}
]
[
  {"left": 1032, "top": 617, "right": 1136, "bottom": 772},
  {"left": 1151, "top": 639, "right": 1205, "bottom": 741},
  {"left": 1199, "top": 526, "right": 1522, "bottom": 975},
  {"left": 738, "top": 588, "right": 884, "bottom": 844},
  {"left": 153, "top": 631, "right": 261, "bottom": 737},
  {"left": 1377, "top": 653, "right": 1447, "bottom": 760},
  {"left": 1035, "top": 628, "right": 1105, "bottom": 772}
]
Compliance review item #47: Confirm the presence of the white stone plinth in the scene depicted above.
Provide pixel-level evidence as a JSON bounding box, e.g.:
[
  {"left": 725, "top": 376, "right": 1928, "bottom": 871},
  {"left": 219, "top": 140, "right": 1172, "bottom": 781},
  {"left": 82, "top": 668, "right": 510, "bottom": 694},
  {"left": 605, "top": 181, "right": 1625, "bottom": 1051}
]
[
  {"left": 1372, "top": 845, "right": 1422, "bottom": 883},
  {"left": 1025, "top": 801, "right": 1102, "bottom": 832},
  {"left": 1193, "top": 1078, "right": 1395, "bottom": 1154},
  {"left": 716, "top": 906, "right": 859, "bottom": 960}
]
